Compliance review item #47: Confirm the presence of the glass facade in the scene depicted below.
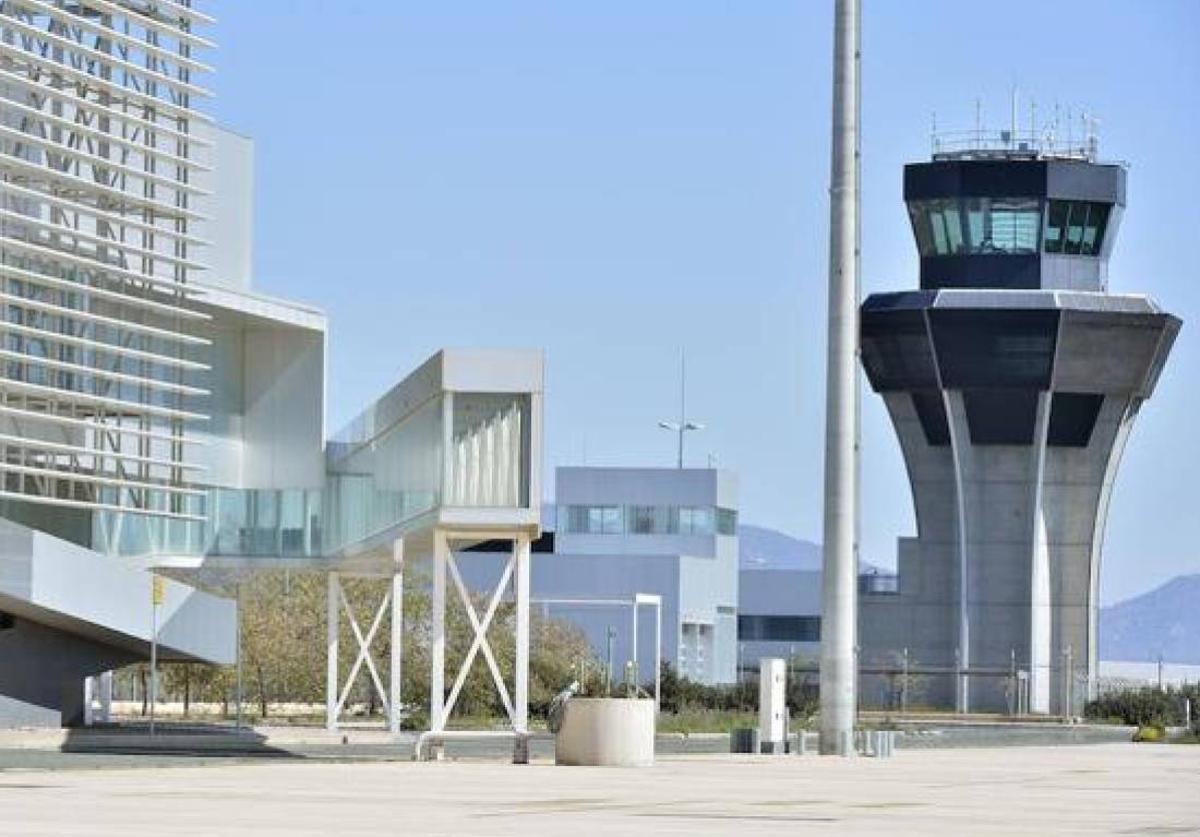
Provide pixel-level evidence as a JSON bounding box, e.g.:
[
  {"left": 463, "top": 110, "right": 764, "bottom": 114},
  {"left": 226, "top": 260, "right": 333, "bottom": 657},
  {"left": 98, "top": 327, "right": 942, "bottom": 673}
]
[
  {"left": 85, "top": 391, "right": 533, "bottom": 560},
  {"left": 560, "top": 504, "right": 738, "bottom": 537},
  {"left": 909, "top": 198, "right": 1041, "bottom": 256},
  {"left": 1044, "top": 201, "right": 1110, "bottom": 256},
  {"left": 325, "top": 395, "right": 444, "bottom": 549},
  {"left": 446, "top": 393, "right": 530, "bottom": 508},
  {"left": 909, "top": 197, "right": 1113, "bottom": 258}
]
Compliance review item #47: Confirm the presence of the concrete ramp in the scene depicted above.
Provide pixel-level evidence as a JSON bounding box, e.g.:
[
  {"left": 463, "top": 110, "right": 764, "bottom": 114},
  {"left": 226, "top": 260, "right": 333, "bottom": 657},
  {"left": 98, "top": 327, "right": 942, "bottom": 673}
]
[{"left": 0, "top": 519, "right": 236, "bottom": 727}]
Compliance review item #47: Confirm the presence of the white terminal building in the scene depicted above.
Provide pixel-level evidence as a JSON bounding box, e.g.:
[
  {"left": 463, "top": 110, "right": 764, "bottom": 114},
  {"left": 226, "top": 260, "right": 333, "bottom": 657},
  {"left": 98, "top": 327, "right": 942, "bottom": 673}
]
[{"left": 0, "top": 1, "right": 544, "bottom": 742}]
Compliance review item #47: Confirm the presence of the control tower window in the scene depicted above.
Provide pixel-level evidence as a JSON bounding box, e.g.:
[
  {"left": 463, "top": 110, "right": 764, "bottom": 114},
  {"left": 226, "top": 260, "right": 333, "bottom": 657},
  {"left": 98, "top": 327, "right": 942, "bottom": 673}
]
[
  {"left": 1044, "top": 200, "right": 1111, "bottom": 256},
  {"left": 910, "top": 198, "right": 1041, "bottom": 256},
  {"left": 909, "top": 199, "right": 963, "bottom": 256}
]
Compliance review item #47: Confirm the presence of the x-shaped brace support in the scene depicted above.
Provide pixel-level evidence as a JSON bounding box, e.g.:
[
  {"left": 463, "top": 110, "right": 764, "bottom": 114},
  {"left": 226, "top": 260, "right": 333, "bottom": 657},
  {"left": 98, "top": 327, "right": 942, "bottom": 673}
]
[
  {"left": 442, "top": 551, "right": 515, "bottom": 723},
  {"left": 333, "top": 584, "right": 392, "bottom": 718}
]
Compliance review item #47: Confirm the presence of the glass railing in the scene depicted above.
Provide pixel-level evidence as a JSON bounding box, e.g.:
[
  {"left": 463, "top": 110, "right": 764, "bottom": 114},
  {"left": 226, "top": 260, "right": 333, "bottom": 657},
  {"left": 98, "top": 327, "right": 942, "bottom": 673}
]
[{"left": 92, "top": 484, "right": 441, "bottom": 560}]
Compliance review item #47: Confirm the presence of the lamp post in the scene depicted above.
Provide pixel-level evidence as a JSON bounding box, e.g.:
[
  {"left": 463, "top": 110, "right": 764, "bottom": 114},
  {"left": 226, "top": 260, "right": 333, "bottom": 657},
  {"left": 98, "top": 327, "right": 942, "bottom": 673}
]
[
  {"left": 818, "top": 0, "right": 861, "bottom": 756},
  {"left": 659, "top": 352, "right": 703, "bottom": 468}
]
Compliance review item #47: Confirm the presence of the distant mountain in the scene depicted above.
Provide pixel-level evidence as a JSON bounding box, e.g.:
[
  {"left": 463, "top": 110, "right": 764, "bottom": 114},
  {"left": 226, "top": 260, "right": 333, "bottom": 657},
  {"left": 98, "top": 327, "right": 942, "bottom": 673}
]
[
  {"left": 1100, "top": 575, "right": 1200, "bottom": 665},
  {"left": 738, "top": 524, "right": 823, "bottom": 571}
]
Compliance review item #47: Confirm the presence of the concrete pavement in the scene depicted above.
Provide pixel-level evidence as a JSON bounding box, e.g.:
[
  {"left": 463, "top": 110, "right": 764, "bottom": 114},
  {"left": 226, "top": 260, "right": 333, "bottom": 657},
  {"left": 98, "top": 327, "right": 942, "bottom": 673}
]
[{"left": 1, "top": 743, "right": 1196, "bottom": 835}]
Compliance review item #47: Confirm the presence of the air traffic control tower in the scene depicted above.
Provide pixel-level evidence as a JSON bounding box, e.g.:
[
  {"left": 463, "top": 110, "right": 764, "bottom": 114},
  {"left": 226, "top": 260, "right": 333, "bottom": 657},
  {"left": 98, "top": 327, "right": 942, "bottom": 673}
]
[{"left": 858, "top": 128, "right": 1181, "bottom": 715}]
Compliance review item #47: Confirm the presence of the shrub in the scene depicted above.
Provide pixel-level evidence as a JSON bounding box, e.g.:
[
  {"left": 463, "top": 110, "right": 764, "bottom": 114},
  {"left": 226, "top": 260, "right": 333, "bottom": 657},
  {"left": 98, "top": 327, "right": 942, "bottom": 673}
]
[
  {"left": 1085, "top": 684, "right": 1199, "bottom": 728},
  {"left": 657, "top": 662, "right": 818, "bottom": 723},
  {"left": 1132, "top": 725, "right": 1166, "bottom": 743}
]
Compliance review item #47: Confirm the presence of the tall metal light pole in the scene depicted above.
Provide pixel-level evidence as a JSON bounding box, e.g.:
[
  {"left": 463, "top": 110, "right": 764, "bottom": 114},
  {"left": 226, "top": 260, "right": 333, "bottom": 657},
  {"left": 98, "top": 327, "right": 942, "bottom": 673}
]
[
  {"left": 659, "top": 352, "right": 704, "bottom": 468},
  {"left": 819, "top": 0, "right": 861, "bottom": 756}
]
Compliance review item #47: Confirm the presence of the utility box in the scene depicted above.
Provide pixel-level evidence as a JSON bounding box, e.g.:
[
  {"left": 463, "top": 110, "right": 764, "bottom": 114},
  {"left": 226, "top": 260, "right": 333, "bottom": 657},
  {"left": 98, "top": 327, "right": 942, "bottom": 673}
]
[{"left": 758, "top": 658, "right": 787, "bottom": 754}]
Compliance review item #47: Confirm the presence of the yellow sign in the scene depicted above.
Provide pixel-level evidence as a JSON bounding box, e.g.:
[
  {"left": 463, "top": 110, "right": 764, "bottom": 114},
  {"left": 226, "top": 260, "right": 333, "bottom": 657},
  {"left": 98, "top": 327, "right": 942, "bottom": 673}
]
[{"left": 152, "top": 575, "right": 165, "bottom": 606}]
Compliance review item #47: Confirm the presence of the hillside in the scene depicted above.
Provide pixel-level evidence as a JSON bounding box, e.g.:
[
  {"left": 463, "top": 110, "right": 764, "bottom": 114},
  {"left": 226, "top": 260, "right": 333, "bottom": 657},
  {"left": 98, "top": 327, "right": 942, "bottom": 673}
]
[
  {"left": 1100, "top": 574, "right": 1200, "bottom": 664},
  {"left": 738, "top": 524, "right": 823, "bottom": 571}
]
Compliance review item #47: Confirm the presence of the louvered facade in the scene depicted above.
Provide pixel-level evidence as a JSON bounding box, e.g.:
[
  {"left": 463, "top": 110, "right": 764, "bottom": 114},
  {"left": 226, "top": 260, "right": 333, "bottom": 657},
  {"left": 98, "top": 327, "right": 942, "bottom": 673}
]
[{"left": 0, "top": 0, "right": 212, "bottom": 522}]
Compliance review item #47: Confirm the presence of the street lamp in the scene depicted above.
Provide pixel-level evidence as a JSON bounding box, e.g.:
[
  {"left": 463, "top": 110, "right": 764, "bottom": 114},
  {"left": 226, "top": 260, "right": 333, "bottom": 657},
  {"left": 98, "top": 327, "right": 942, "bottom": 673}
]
[
  {"left": 658, "top": 419, "right": 704, "bottom": 469},
  {"left": 659, "top": 352, "right": 704, "bottom": 468}
]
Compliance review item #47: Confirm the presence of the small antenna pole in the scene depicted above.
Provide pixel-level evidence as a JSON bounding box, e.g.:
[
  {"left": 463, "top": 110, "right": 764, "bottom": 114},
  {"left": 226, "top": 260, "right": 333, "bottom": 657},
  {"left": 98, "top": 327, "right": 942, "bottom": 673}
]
[
  {"left": 975, "top": 97, "right": 982, "bottom": 146},
  {"left": 1010, "top": 85, "right": 1018, "bottom": 148}
]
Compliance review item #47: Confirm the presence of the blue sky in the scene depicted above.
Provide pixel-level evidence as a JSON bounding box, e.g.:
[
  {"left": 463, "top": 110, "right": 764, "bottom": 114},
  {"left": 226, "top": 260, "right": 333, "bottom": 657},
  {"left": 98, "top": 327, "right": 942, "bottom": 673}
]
[{"left": 206, "top": 1, "right": 1199, "bottom": 605}]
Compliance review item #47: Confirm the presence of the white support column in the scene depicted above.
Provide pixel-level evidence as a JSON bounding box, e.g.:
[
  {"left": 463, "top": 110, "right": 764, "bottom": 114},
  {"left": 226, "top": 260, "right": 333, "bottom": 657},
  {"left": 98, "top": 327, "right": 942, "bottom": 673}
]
[
  {"left": 326, "top": 572, "right": 340, "bottom": 731},
  {"left": 83, "top": 676, "right": 95, "bottom": 727},
  {"left": 944, "top": 391, "right": 971, "bottom": 714},
  {"left": 630, "top": 598, "right": 639, "bottom": 686},
  {"left": 99, "top": 670, "right": 113, "bottom": 723},
  {"left": 431, "top": 530, "right": 448, "bottom": 732},
  {"left": 1029, "top": 393, "right": 1053, "bottom": 715},
  {"left": 513, "top": 534, "right": 531, "bottom": 734},
  {"left": 389, "top": 538, "right": 404, "bottom": 735},
  {"left": 654, "top": 600, "right": 662, "bottom": 710}
]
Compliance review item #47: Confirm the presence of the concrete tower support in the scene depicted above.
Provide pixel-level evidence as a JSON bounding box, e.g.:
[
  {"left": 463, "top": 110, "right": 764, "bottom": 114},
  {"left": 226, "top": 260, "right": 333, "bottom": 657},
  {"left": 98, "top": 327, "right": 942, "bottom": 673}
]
[{"left": 860, "top": 296, "right": 1178, "bottom": 716}]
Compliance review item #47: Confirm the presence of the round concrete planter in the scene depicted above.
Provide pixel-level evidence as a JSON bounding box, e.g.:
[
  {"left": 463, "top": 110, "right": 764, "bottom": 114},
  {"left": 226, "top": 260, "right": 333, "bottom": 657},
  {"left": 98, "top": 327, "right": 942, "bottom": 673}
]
[{"left": 554, "top": 698, "right": 656, "bottom": 767}]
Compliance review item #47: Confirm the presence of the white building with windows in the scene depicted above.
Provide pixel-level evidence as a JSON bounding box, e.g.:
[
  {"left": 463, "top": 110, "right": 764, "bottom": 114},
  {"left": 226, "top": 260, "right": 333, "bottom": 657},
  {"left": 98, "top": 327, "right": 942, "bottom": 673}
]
[{"left": 464, "top": 467, "right": 739, "bottom": 686}]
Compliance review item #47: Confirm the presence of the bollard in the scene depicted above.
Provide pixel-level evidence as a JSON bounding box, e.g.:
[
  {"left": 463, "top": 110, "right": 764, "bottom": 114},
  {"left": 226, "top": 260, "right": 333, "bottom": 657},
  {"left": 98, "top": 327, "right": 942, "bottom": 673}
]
[
  {"left": 730, "top": 727, "right": 760, "bottom": 754},
  {"left": 512, "top": 733, "right": 529, "bottom": 765},
  {"left": 758, "top": 659, "right": 787, "bottom": 754}
]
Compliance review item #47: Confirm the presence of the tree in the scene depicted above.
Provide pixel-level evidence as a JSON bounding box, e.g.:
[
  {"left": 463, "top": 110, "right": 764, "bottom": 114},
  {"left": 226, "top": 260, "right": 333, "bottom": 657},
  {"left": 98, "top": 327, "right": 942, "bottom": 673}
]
[{"left": 111, "top": 568, "right": 598, "bottom": 726}]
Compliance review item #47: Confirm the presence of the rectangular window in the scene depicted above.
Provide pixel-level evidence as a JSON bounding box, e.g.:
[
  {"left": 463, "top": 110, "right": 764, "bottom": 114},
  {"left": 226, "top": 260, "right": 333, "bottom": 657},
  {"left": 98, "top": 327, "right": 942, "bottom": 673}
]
[
  {"left": 679, "top": 506, "right": 714, "bottom": 536},
  {"left": 586, "top": 505, "right": 623, "bottom": 534},
  {"left": 910, "top": 200, "right": 961, "bottom": 256},
  {"left": 1064, "top": 201, "right": 1087, "bottom": 254},
  {"left": 738, "top": 615, "right": 821, "bottom": 642},
  {"left": 1044, "top": 200, "right": 1112, "bottom": 256},
  {"left": 564, "top": 505, "right": 589, "bottom": 534},
  {"left": 563, "top": 505, "right": 622, "bottom": 534},
  {"left": 1080, "top": 203, "right": 1111, "bottom": 256},
  {"left": 1044, "top": 200, "right": 1069, "bottom": 253},
  {"left": 942, "top": 202, "right": 964, "bottom": 254},
  {"left": 628, "top": 505, "right": 656, "bottom": 534},
  {"left": 716, "top": 507, "right": 738, "bottom": 536},
  {"left": 966, "top": 198, "right": 986, "bottom": 251},
  {"left": 989, "top": 198, "right": 1041, "bottom": 253}
]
